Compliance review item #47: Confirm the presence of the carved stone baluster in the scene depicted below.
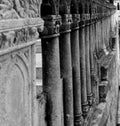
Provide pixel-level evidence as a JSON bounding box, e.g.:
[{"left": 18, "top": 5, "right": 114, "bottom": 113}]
[
  {"left": 41, "top": 1, "right": 63, "bottom": 126},
  {"left": 71, "top": 0, "right": 83, "bottom": 125},
  {"left": 59, "top": 1, "right": 74, "bottom": 126}
]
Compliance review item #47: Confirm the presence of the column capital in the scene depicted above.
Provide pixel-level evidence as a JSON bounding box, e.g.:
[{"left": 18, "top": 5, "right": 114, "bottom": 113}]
[
  {"left": 82, "top": 102, "right": 89, "bottom": 118},
  {"left": 71, "top": 14, "right": 80, "bottom": 29},
  {"left": 60, "top": 14, "right": 72, "bottom": 33},
  {"left": 41, "top": 15, "right": 62, "bottom": 37}
]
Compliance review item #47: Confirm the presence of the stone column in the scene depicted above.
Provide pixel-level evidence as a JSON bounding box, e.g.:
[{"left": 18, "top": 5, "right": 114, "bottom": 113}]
[
  {"left": 103, "top": 18, "right": 106, "bottom": 50},
  {"left": 101, "top": 20, "right": 104, "bottom": 49},
  {"left": 107, "top": 17, "right": 111, "bottom": 49},
  {"left": 89, "top": 20, "right": 95, "bottom": 104},
  {"left": 42, "top": 15, "right": 62, "bottom": 126},
  {"left": 92, "top": 16, "right": 99, "bottom": 104},
  {"left": 99, "top": 20, "right": 102, "bottom": 50},
  {"left": 85, "top": 16, "right": 93, "bottom": 106},
  {"left": 91, "top": 21, "right": 96, "bottom": 103},
  {"left": 95, "top": 18, "right": 100, "bottom": 104},
  {"left": 71, "top": 14, "right": 83, "bottom": 126},
  {"left": 98, "top": 20, "right": 101, "bottom": 79},
  {"left": 95, "top": 18, "right": 98, "bottom": 46},
  {"left": 79, "top": 14, "right": 89, "bottom": 118},
  {"left": 60, "top": 14, "right": 74, "bottom": 126},
  {"left": 105, "top": 18, "right": 107, "bottom": 47}
]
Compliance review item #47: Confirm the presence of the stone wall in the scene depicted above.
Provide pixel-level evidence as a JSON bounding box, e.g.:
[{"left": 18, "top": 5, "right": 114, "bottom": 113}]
[
  {"left": 89, "top": 12, "right": 119, "bottom": 126},
  {"left": 0, "top": 0, "right": 44, "bottom": 126}
]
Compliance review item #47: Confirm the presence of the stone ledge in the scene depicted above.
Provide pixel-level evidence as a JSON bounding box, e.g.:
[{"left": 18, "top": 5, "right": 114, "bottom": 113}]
[
  {"left": 0, "top": 18, "right": 44, "bottom": 33},
  {"left": 90, "top": 85, "right": 118, "bottom": 126},
  {"left": 89, "top": 103, "right": 107, "bottom": 126}
]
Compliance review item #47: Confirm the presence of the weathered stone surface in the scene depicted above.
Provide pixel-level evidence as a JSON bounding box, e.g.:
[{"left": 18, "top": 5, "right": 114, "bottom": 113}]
[
  {"left": 89, "top": 14, "right": 119, "bottom": 125},
  {"left": 0, "top": 1, "right": 44, "bottom": 126},
  {"left": 0, "top": 48, "right": 36, "bottom": 126},
  {"left": 0, "top": 0, "right": 41, "bottom": 19}
]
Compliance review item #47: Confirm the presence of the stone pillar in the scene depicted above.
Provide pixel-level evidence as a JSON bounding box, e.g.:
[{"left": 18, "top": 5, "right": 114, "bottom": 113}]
[
  {"left": 107, "top": 18, "right": 110, "bottom": 47},
  {"left": 71, "top": 14, "right": 83, "bottom": 126},
  {"left": 79, "top": 14, "right": 89, "bottom": 118},
  {"left": 101, "top": 20, "right": 104, "bottom": 49},
  {"left": 85, "top": 19, "right": 93, "bottom": 106},
  {"left": 89, "top": 20, "right": 95, "bottom": 104},
  {"left": 42, "top": 15, "right": 62, "bottom": 126},
  {"left": 92, "top": 17, "right": 99, "bottom": 104},
  {"left": 95, "top": 19, "right": 98, "bottom": 48},
  {"left": 98, "top": 20, "right": 101, "bottom": 79},
  {"left": 105, "top": 18, "right": 107, "bottom": 47},
  {"left": 95, "top": 19, "right": 100, "bottom": 104},
  {"left": 99, "top": 20, "right": 101, "bottom": 49},
  {"left": 103, "top": 18, "right": 106, "bottom": 50},
  {"left": 96, "top": 21, "right": 99, "bottom": 51},
  {"left": 60, "top": 14, "right": 74, "bottom": 126}
]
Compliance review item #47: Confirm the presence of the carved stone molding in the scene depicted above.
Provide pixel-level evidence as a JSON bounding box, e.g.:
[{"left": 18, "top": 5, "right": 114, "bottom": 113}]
[
  {"left": 60, "top": 14, "right": 72, "bottom": 32},
  {"left": 0, "top": 18, "right": 44, "bottom": 50},
  {"left": 0, "top": 0, "right": 42, "bottom": 19},
  {"left": 0, "top": 47, "right": 33, "bottom": 125},
  {"left": 71, "top": 14, "right": 80, "bottom": 29},
  {"left": 41, "top": 15, "right": 61, "bottom": 37},
  {"left": 82, "top": 102, "right": 89, "bottom": 118}
]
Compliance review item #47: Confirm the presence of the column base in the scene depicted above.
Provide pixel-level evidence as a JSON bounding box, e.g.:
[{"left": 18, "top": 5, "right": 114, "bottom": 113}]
[
  {"left": 82, "top": 102, "right": 89, "bottom": 118},
  {"left": 87, "top": 93, "right": 93, "bottom": 106},
  {"left": 74, "top": 114, "right": 83, "bottom": 126}
]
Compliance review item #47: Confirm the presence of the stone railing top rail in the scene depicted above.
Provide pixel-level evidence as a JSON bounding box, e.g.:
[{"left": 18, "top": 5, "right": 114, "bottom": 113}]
[
  {"left": 92, "top": 0, "right": 115, "bottom": 9},
  {"left": 0, "top": 18, "right": 44, "bottom": 52},
  {"left": 0, "top": 18, "right": 44, "bottom": 33}
]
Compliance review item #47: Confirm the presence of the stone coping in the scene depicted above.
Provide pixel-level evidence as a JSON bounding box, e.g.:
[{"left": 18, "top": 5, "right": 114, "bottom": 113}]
[
  {"left": 0, "top": 18, "right": 44, "bottom": 33},
  {"left": 90, "top": 87, "right": 118, "bottom": 126}
]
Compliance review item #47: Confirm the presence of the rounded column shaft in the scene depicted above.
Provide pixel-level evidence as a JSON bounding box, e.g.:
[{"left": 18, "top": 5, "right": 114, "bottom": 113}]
[
  {"left": 42, "top": 35, "right": 62, "bottom": 126},
  {"left": 71, "top": 25, "right": 83, "bottom": 125},
  {"left": 79, "top": 25, "right": 89, "bottom": 118},
  {"left": 85, "top": 24, "right": 92, "bottom": 106},
  {"left": 60, "top": 30, "right": 74, "bottom": 126},
  {"left": 89, "top": 22, "right": 95, "bottom": 104}
]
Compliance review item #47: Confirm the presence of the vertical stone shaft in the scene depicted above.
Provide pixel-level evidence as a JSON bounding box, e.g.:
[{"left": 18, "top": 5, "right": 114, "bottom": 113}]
[
  {"left": 96, "top": 21, "right": 99, "bottom": 51},
  {"left": 98, "top": 21, "right": 101, "bottom": 79},
  {"left": 95, "top": 21, "right": 99, "bottom": 104},
  {"left": 85, "top": 25, "right": 92, "bottom": 105},
  {"left": 71, "top": 24, "right": 83, "bottom": 125},
  {"left": 101, "top": 20, "right": 104, "bottom": 49},
  {"left": 103, "top": 19, "right": 106, "bottom": 50},
  {"left": 92, "top": 21, "right": 99, "bottom": 104},
  {"left": 104, "top": 19, "right": 106, "bottom": 47},
  {"left": 42, "top": 35, "right": 62, "bottom": 126},
  {"left": 85, "top": 24, "right": 93, "bottom": 106},
  {"left": 89, "top": 22, "right": 95, "bottom": 102},
  {"left": 60, "top": 30, "right": 74, "bottom": 126},
  {"left": 79, "top": 25, "right": 88, "bottom": 117}
]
